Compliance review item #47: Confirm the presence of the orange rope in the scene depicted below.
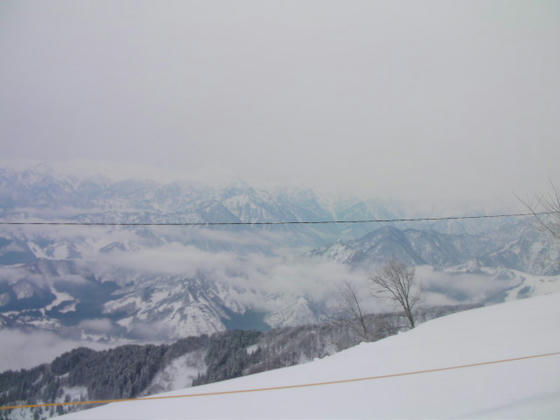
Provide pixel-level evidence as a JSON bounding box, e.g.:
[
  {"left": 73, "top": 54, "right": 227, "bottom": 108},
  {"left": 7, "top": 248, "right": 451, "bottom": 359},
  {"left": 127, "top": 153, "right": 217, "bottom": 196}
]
[{"left": 2, "top": 351, "right": 559, "bottom": 411}]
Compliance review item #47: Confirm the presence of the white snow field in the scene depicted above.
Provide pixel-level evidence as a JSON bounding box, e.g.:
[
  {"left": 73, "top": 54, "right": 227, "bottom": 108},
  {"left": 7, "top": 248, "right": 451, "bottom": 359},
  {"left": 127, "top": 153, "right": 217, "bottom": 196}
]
[{"left": 58, "top": 294, "right": 560, "bottom": 419}]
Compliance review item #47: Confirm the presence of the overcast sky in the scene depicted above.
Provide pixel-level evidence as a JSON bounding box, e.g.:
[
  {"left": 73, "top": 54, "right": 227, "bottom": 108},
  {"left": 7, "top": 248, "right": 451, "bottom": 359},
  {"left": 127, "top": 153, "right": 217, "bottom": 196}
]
[{"left": 1, "top": 0, "right": 559, "bottom": 208}]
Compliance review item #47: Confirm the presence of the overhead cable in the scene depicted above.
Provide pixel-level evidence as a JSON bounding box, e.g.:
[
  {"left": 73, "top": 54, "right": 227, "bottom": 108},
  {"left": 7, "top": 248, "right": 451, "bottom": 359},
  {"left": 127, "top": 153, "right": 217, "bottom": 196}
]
[{"left": 0, "top": 211, "right": 554, "bottom": 227}]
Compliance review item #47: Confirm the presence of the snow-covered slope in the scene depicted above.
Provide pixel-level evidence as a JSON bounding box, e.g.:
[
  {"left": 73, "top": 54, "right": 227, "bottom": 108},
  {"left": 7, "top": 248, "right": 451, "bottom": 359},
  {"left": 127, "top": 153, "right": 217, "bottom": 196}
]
[{"left": 57, "top": 293, "right": 560, "bottom": 419}]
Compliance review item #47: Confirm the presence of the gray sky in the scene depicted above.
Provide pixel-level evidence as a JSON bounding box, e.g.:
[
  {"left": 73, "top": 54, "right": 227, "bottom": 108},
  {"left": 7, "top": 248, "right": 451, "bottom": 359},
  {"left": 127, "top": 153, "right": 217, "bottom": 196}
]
[{"left": 1, "top": 0, "right": 559, "bottom": 208}]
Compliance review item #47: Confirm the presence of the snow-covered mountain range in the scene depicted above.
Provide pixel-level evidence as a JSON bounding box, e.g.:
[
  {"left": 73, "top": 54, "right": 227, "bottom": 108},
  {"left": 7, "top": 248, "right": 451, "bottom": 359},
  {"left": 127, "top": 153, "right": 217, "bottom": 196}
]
[
  {"left": 0, "top": 165, "right": 558, "bottom": 347},
  {"left": 0, "top": 165, "right": 401, "bottom": 246},
  {"left": 311, "top": 225, "right": 560, "bottom": 275}
]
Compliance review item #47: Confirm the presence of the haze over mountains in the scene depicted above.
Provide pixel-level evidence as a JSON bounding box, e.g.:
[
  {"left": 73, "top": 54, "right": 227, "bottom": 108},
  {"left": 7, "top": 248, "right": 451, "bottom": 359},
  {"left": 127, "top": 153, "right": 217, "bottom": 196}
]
[
  {"left": 2, "top": 1, "right": 559, "bottom": 417},
  {"left": 0, "top": 165, "right": 559, "bottom": 354}
]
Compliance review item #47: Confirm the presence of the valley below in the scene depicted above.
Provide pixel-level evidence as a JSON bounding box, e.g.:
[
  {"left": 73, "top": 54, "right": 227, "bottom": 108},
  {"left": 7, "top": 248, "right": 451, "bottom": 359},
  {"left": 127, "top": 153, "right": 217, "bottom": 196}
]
[{"left": 0, "top": 166, "right": 559, "bottom": 419}]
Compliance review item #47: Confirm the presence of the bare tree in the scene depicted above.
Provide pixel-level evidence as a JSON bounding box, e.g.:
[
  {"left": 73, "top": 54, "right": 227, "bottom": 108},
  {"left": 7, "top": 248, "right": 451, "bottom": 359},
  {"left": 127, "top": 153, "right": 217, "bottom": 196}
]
[
  {"left": 524, "top": 182, "right": 560, "bottom": 240},
  {"left": 371, "top": 259, "right": 420, "bottom": 329},
  {"left": 516, "top": 183, "right": 560, "bottom": 274},
  {"left": 339, "top": 280, "right": 371, "bottom": 341}
]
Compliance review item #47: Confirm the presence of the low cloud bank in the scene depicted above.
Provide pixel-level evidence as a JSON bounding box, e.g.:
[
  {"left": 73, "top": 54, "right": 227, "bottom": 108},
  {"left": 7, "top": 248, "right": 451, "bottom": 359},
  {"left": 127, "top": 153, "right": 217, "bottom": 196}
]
[
  {"left": 97, "top": 243, "right": 372, "bottom": 313},
  {"left": 0, "top": 329, "right": 113, "bottom": 372}
]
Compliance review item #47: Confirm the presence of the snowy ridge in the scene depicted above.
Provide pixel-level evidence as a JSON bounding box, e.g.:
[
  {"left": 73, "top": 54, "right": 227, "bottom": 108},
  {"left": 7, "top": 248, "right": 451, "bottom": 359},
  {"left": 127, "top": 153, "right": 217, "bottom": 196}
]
[
  {"left": 56, "top": 293, "right": 560, "bottom": 419},
  {"left": 312, "top": 224, "right": 560, "bottom": 275}
]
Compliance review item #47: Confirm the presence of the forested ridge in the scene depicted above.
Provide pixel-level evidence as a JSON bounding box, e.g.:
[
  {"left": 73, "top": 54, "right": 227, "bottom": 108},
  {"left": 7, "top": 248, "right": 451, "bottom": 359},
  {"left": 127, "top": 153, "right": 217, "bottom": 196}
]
[{"left": 0, "top": 304, "right": 476, "bottom": 420}]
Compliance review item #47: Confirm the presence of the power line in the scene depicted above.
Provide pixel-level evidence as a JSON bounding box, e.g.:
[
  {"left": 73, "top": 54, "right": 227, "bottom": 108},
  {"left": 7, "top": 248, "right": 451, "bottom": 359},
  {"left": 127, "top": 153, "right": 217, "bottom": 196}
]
[
  {"left": 0, "top": 211, "right": 554, "bottom": 227},
  {"left": 1, "top": 350, "right": 558, "bottom": 411}
]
